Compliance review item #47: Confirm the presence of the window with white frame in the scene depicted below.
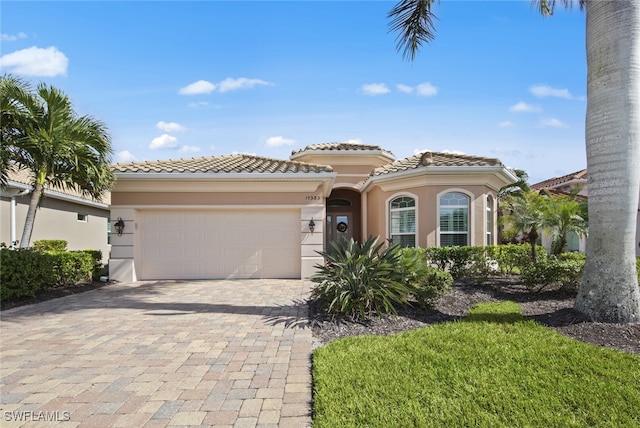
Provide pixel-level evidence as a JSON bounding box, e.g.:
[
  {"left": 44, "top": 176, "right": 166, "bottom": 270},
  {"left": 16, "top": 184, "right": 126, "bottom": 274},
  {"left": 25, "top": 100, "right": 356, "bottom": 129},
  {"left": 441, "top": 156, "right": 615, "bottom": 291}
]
[
  {"left": 486, "top": 195, "right": 493, "bottom": 245},
  {"left": 77, "top": 213, "right": 88, "bottom": 222},
  {"left": 390, "top": 196, "right": 416, "bottom": 247},
  {"left": 439, "top": 192, "right": 469, "bottom": 246}
]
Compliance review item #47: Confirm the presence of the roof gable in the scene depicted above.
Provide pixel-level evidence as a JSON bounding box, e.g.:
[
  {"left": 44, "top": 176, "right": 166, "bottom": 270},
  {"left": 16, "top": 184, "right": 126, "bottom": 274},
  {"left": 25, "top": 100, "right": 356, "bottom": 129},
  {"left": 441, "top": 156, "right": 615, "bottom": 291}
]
[{"left": 372, "top": 151, "right": 504, "bottom": 176}]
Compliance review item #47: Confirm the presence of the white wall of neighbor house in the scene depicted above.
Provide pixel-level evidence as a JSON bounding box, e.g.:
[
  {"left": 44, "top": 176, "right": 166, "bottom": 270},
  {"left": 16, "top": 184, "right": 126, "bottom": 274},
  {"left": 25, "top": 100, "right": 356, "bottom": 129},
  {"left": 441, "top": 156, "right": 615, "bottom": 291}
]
[{"left": 0, "top": 194, "right": 110, "bottom": 261}]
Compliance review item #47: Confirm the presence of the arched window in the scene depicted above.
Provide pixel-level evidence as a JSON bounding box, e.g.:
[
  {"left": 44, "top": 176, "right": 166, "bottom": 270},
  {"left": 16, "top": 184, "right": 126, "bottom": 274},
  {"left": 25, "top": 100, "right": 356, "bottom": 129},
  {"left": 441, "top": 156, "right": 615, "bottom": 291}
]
[
  {"left": 389, "top": 196, "right": 416, "bottom": 247},
  {"left": 439, "top": 192, "right": 469, "bottom": 246},
  {"left": 486, "top": 195, "right": 494, "bottom": 245}
]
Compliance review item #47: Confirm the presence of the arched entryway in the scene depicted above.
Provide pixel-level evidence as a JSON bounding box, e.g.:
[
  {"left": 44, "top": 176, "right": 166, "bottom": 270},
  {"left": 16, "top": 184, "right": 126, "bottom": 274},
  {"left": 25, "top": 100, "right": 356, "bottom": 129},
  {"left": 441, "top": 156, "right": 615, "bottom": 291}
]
[{"left": 326, "top": 188, "right": 361, "bottom": 246}]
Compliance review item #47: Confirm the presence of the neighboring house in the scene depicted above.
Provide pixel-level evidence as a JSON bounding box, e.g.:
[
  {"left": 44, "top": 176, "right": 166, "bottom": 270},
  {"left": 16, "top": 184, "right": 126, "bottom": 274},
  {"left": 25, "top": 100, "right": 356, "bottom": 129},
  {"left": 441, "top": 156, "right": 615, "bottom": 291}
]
[
  {"left": 0, "top": 168, "right": 111, "bottom": 261},
  {"left": 109, "top": 143, "right": 518, "bottom": 282},
  {"left": 532, "top": 168, "right": 640, "bottom": 257},
  {"left": 531, "top": 169, "right": 588, "bottom": 254}
]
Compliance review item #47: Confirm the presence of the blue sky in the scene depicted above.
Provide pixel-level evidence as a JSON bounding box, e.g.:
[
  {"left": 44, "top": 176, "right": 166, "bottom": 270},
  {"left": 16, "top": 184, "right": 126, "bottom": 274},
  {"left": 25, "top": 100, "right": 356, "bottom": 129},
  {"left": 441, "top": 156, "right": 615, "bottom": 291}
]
[{"left": 1, "top": 1, "right": 586, "bottom": 184}]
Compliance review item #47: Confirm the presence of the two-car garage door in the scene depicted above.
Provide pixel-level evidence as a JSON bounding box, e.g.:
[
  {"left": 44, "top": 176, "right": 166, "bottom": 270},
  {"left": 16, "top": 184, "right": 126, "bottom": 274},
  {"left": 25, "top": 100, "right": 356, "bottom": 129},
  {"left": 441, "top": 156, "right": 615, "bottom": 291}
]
[{"left": 137, "top": 209, "right": 301, "bottom": 280}]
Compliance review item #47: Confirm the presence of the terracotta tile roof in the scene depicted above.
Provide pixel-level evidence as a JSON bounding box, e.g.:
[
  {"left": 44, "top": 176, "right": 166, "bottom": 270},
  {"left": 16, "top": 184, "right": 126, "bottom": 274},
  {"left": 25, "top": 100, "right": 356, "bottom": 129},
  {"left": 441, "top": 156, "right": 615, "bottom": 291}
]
[
  {"left": 112, "top": 154, "right": 333, "bottom": 174},
  {"left": 531, "top": 169, "right": 587, "bottom": 190},
  {"left": 371, "top": 151, "right": 504, "bottom": 176},
  {"left": 291, "top": 142, "right": 395, "bottom": 158},
  {"left": 5, "top": 167, "right": 110, "bottom": 205}
]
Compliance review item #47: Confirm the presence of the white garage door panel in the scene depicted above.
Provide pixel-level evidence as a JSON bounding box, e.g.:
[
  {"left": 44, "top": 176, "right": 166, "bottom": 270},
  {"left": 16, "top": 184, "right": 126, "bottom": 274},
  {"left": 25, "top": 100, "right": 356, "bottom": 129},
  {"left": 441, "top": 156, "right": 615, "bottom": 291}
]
[{"left": 138, "top": 210, "right": 300, "bottom": 280}]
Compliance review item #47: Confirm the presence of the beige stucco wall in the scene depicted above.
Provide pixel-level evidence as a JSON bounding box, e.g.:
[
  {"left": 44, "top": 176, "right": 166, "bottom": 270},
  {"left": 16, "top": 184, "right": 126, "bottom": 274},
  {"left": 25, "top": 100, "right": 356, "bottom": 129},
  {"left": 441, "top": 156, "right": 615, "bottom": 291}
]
[
  {"left": 0, "top": 194, "right": 110, "bottom": 261},
  {"left": 365, "top": 183, "right": 497, "bottom": 248}
]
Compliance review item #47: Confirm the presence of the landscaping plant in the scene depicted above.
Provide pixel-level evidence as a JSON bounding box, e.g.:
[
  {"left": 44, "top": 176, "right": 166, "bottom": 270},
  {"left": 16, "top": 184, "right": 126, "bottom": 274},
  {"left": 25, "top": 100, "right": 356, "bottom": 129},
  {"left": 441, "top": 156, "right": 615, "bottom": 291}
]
[{"left": 311, "top": 237, "right": 416, "bottom": 319}]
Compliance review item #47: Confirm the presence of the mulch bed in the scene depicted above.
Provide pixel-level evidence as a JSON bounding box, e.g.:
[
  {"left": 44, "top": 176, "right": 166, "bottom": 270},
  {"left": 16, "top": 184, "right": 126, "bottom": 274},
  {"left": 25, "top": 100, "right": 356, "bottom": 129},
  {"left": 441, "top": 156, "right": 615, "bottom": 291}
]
[{"left": 309, "top": 277, "right": 640, "bottom": 355}]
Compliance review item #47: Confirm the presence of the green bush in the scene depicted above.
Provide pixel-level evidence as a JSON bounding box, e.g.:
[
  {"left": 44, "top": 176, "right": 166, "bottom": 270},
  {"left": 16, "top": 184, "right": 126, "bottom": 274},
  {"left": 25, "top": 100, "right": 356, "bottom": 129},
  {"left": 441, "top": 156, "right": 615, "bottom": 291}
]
[
  {"left": 1, "top": 248, "right": 93, "bottom": 302},
  {"left": 1, "top": 249, "right": 52, "bottom": 300},
  {"left": 397, "top": 248, "right": 453, "bottom": 308},
  {"left": 521, "top": 255, "right": 584, "bottom": 293},
  {"left": 491, "top": 244, "right": 541, "bottom": 275},
  {"left": 32, "top": 239, "right": 68, "bottom": 252},
  {"left": 76, "top": 249, "right": 104, "bottom": 281},
  {"left": 311, "top": 237, "right": 415, "bottom": 319},
  {"left": 423, "top": 246, "right": 478, "bottom": 278}
]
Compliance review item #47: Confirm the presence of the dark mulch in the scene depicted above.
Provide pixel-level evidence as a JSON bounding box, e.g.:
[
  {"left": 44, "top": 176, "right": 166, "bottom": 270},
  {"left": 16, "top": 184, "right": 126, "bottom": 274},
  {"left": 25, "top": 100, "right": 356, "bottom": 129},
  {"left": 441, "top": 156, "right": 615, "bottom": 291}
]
[
  {"left": 309, "top": 277, "right": 640, "bottom": 355},
  {"left": 0, "top": 281, "right": 112, "bottom": 311}
]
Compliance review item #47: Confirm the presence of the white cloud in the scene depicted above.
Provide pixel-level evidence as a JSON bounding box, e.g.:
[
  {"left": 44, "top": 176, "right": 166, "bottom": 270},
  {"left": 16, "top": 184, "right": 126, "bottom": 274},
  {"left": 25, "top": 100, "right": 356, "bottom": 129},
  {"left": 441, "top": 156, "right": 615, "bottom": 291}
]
[
  {"left": 442, "top": 149, "right": 467, "bottom": 155},
  {"left": 509, "top": 101, "right": 541, "bottom": 113},
  {"left": 416, "top": 82, "right": 438, "bottom": 97},
  {"left": 266, "top": 136, "right": 296, "bottom": 147},
  {"left": 529, "top": 84, "right": 573, "bottom": 100},
  {"left": 188, "top": 101, "right": 210, "bottom": 108},
  {"left": 539, "top": 118, "right": 569, "bottom": 128},
  {"left": 179, "top": 145, "right": 201, "bottom": 153},
  {"left": 115, "top": 150, "right": 137, "bottom": 163},
  {"left": 396, "top": 84, "right": 413, "bottom": 94},
  {"left": 149, "top": 134, "right": 179, "bottom": 149},
  {"left": 361, "top": 83, "right": 390, "bottom": 95},
  {"left": 0, "top": 46, "right": 68, "bottom": 77},
  {"left": 498, "top": 121, "right": 516, "bottom": 128},
  {"left": 1, "top": 32, "right": 27, "bottom": 42},
  {"left": 340, "top": 138, "right": 364, "bottom": 145},
  {"left": 179, "top": 80, "right": 215, "bottom": 95},
  {"left": 156, "top": 121, "right": 186, "bottom": 132},
  {"left": 218, "top": 77, "right": 272, "bottom": 92}
]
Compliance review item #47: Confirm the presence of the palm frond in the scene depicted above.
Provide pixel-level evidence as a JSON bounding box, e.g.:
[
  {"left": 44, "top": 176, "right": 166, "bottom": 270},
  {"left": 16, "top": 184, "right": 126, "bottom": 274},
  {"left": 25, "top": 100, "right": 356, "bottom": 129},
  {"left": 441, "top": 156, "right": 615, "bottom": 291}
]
[{"left": 388, "top": 0, "right": 438, "bottom": 61}]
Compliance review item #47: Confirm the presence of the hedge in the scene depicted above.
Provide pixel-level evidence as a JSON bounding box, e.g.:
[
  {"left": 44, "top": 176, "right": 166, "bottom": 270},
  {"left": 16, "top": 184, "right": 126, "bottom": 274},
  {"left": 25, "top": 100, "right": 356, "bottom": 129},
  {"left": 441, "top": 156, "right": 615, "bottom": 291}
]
[{"left": 1, "top": 249, "right": 94, "bottom": 301}]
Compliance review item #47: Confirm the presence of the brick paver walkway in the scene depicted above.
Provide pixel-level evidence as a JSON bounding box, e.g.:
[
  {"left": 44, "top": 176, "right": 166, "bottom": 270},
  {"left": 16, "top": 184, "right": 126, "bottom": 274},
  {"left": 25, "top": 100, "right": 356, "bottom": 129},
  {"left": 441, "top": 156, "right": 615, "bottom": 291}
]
[{"left": 0, "top": 280, "right": 313, "bottom": 427}]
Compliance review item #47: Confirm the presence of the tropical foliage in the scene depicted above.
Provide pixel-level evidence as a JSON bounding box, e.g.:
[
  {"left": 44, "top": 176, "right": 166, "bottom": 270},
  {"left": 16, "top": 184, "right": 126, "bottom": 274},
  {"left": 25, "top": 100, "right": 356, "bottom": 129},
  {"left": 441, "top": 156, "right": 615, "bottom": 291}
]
[
  {"left": 386, "top": 0, "right": 640, "bottom": 323},
  {"left": 310, "top": 237, "right": 452, "bottom": 318},
  {"left": 0, "top": 74, "right": 114, "bottom": 248}
]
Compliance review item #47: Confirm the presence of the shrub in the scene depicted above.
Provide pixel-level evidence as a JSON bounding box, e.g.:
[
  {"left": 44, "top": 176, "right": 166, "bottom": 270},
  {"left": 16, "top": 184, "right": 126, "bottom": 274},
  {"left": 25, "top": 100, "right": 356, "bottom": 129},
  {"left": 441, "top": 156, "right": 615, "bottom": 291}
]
[
  {"left": 1, "top": 249, "right": 52, "bottom": 300},
  {"left": 492, "top": 244, "right": 541, "bottom": 275},
  {"left": 1, "top": 248, "right": 93, "bottom": 301},
  {"left": 311, "top": 237, "right": 415, "bottom": 319},
  {"left": 32, "top": 239, "right": 68, "bottom": 252},
  {"left": 76, "top": 249, "right": 104, "bottom": 281},
  {"left": 423, "top": 246, "right": 477, "bottom": 278},
  {"left": 397, "top": 248, "right": 453, "bottom": 308},
  {"left": 521, "top": 255, "right": 584, "bottom": 293}
]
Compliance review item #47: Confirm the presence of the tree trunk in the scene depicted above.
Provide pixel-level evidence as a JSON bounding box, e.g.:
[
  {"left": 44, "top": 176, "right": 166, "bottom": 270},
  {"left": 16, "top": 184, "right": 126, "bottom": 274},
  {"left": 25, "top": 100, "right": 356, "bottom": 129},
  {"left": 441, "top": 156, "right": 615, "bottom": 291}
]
[
  {"left": 529, "top": 227, "right": 538, "bottom": 263},
  {"left": 575, "top": 0, "right": 640, "bottom": 323},
  {"left": 18, "top": 182, "right": 42, "bottom": 249}
]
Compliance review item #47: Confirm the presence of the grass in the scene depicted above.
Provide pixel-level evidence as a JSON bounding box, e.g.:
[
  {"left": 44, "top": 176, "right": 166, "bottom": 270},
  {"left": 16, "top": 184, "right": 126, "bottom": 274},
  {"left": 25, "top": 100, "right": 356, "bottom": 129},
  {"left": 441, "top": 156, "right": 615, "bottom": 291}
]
[{"left": 312, "top": 301, "right": 640, "bottom": 428}]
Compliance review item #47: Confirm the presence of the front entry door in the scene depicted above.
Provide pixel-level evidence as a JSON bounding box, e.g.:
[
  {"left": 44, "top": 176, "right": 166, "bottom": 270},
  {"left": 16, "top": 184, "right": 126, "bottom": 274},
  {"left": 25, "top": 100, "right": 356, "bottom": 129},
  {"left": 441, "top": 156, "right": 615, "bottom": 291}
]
[{"left": 326, "top": 213, "right": 352, "bottom": 247}]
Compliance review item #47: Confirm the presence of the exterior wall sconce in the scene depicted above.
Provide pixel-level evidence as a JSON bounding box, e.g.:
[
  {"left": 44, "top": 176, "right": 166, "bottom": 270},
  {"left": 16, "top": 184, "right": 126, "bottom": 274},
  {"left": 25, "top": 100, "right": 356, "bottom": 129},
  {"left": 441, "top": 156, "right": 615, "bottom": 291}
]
[
  {"left": 115, "top": 218, "right": 125, "bottom": 236},
  {"left": 308, "top": 218, "right": 316, "bottom": 234}
]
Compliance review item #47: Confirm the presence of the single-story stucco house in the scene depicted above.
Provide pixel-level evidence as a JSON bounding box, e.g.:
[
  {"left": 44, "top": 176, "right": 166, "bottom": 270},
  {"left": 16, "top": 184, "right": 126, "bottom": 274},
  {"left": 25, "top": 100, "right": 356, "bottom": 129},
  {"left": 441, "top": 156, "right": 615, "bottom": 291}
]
[
  {"left": 108, "top": 143, "right": 518, "bottom": 282},
  {"left": 0, "top": 168, "right": 111, "bottom": 260}
]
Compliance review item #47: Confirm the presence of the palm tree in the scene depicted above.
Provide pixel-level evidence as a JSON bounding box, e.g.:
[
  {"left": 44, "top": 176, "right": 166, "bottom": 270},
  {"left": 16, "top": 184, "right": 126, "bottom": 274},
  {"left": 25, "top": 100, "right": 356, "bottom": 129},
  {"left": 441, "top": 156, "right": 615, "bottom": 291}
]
[
  {"left": 501, "top": 190, "right": 547, "bottom": 263},
  {"left": 0, "top": 75, "right": 114, "bottom": 248},
  {"left": 541, "top": 192, "right": 588, "bottom": 255},
  {"left": 388, "top": 0, "right": 640, "bottom": 323},
  {"left": 0, "top": 75, "right": 32, "bottom": 189}
]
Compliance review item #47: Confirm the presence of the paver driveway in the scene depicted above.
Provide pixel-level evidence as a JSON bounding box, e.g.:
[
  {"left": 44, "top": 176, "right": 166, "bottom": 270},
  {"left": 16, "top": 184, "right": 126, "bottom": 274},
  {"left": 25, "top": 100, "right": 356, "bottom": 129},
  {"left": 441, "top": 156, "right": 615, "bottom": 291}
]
[{"left": 1, "top": 280, "right": 313, "bottom": 427}]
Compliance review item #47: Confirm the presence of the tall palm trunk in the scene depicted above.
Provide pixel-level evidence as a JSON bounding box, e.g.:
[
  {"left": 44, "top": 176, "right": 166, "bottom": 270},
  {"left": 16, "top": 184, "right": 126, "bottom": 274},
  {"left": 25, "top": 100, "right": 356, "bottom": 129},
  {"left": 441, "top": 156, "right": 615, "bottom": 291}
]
[
  {"left": 575, "top": 0, "right": 640, "bottom": 323},
  {"left": 18, "top": 182, "right": 43, "bottom": 249}
]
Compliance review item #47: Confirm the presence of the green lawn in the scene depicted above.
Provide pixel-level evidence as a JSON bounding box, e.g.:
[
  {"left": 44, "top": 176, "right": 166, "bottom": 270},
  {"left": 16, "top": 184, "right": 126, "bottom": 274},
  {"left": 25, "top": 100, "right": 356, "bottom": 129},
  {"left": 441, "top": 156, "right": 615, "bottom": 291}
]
[{"left": 312, "top": 302, "right": 640, "bottom": 427}]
